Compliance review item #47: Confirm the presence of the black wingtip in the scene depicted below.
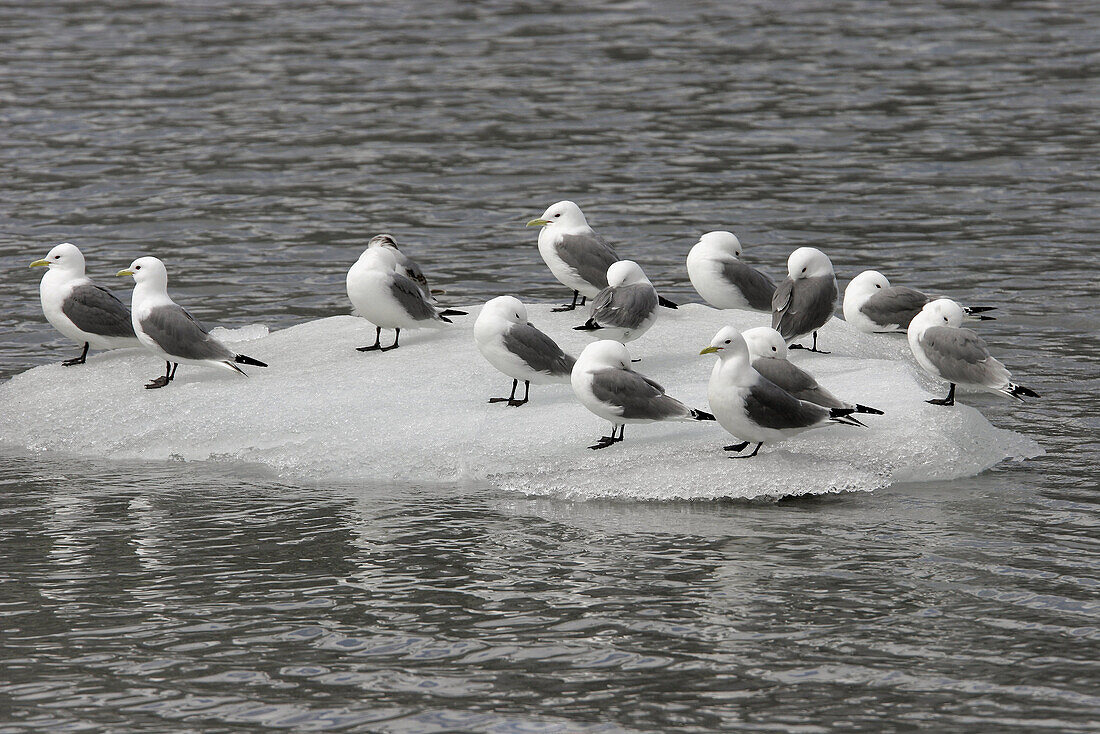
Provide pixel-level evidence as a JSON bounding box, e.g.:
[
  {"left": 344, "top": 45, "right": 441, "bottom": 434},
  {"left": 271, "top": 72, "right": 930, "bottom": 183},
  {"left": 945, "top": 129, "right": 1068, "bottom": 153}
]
[
  {"left": 855, "top": 404, "right": 885, "bottom": 415},
  {"left": 658, "top": 295, "right": 679, "bottom": 309},
  {"left": 439, "top": 315, "right": 453, "bottom": 324},
  {"left": 964, "top": 305, "right": 997, "bottom": 313},
  {"left": 439, "top": 309, "right": 467, "bottom": 317},
  {"left": 829, "top": 407, "right": 866, "bottom": 427},
  {"left": 1008, "top": 384, "right": 1040, "bottom": 400},
  {"left": 574, "top": 319, "right": 601, "bottom": 331},
  {"left": 691, "top": 409, "right": 715, "bottom": 421},
  {"left": 234, "top": 354, "right": 268, "bottom": 367}
]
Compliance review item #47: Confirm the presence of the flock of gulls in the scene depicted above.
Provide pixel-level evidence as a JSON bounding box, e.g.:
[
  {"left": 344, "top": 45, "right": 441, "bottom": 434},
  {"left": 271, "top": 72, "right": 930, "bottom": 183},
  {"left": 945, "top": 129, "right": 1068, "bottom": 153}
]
[{"left": 28, "top": 200, "right": 1039, "bottom": 456}]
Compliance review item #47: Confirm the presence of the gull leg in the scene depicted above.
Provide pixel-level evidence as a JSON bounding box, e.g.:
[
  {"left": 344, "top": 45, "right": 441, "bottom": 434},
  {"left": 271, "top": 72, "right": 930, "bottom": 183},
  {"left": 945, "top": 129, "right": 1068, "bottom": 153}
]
[
  {"left": 62, "top": 342, "right": 89, "bottom": 367},
  {"left": 552, "top": 290, "right": 581, "bottom": 312},
  {"left": 357, "top": 327, "right": 383, "bottom": 352},
  {"left": 508, "top": 380, "right": 530, "bottom": 407},
  {"left": 927, "top": 383, "right": 956, "bottom": 406},
  {"left": 723, "top": 441, "right": 750, "bottom": 452},
  {"left": 789, "top": 332, "right": 830, "bottom": 354},
  {"left": 145, "top": 360, "right": 175, "bottom": 389},
  {"left": 613, "top": 424, "right": 625, "bottom": 443},
  {"left": 728, "top": 442, "right": 763, "bottom": 459},
  {"left": 589, "top": 422, "right": 620, "bottom": 450},
  {"left": 380, "top": 328, "right": 401, "bottom": 351},
  {"left": 490, "top": 379, "right": 518, "bottom": 404}
]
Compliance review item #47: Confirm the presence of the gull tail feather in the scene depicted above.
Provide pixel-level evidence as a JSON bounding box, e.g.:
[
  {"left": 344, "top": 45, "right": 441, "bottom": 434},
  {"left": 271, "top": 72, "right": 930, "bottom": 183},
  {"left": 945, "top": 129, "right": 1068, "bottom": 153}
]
[
  {"left": 1003, "top": 383, "right": 1040, "bottom": 401},
  {"left": 829, "top": 407, "right": 866, "bottom": 427},
  {"left": 439, "top": 308, "right": 467, "bottom": 317},
  {"left": 235, "top": 354, "right": 267, "bottom": 367},
  {"left": 854, "top": 403, "right": 884, "bottom": 415},
  {"left": 690, "top": 409, "right": 715, "bottom": 422}
]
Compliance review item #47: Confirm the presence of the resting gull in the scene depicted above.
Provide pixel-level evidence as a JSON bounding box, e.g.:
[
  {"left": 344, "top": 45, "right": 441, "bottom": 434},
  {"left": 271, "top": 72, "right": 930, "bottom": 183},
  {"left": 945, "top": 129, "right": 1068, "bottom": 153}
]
[
  {"left": 772, "top": 247, "right": 839, "bottom": 354},
  {"left": 117, "top": 257, "right": 267, "bottom": 389},
  {"left": 571, "top": 340, "right": 714, "bottom": 450},
  {"left": 686, "top": 231, "right": 776, "bottom": 311},
  {"left": 367, "top": 233, "right": 437, "bottom": 301},
  {"left": 30, "top": 242, "right": 139, "bottom": 365},
  {"left": 573, "top": 260, "right": 663, "bottom": 344},
  {"left": 474, "top": 295, "right": 576, "bottom": 406},
  {"left": 908, "top": 299, "right": 1038, "bottom": 406},
  {"left": 843, "top": 270, "right": 995, "bottom": 334},
  {"left": 701, "top": 326, "right": 862, "bottom": 458},
  {"left": 526, "top": 200, "right": 621, "bottom": 312}
]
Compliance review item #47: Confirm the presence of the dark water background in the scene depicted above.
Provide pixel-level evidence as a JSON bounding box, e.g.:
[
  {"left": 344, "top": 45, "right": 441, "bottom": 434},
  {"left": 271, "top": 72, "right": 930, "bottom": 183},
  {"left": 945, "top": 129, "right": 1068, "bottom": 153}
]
[{"left": 1, "top": 1, "right": 1098, "bottom": 731}]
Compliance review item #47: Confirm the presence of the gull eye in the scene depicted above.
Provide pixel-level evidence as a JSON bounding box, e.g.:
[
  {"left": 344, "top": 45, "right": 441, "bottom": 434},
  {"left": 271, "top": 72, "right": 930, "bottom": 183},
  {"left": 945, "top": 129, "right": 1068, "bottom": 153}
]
[
  {"left": 771, "top": 346, "right": 777, "bottom": 352},
  {"left": 553, "top": 213, "right": 560, "bottom": 218},
  {"left": 875, "top": 284, "right": 881, "bottom": 288},
  {"left": 135, "top": 265, "right": 141, "bottom": 270},
  {"left": 724, "top": 339, "right": 731, "bottom": 344},
  {"left": 801, "top": 267, "right": 807, "bottom": 273},
  {"left": 943, "top": 316, "right": 948, "bottom": 322}
]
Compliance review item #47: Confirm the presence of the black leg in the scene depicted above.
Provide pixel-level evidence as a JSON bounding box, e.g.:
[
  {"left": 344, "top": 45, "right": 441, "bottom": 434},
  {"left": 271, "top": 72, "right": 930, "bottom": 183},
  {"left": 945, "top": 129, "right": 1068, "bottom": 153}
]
[
  {"left": 723, "top": 441, "right": 750, "bottom": 452},
  {"left": 490, "top": 379, "right": 518, "bottom": 404},
  {"left": 62, "top": 342, "right": 90, "bottom": 367},
  {"left": 927, "top": 383, "right": 956, "bottom": 406},
  {"left": 614, "top": 424, "right": 625, "bottom": 443},
  {"left": 552, "top": 290, "right": 581, "bottom": 312},
  {"left": 579, "top": 295, "right": 587, "bottom": 307},
  {"left": 357, "top": 327, "right": 383, "bottom": 352},
  {"left": 380, "top": 328, "right": 401, "bottom": 351},
  {"left": 789, "top": 332, "right": 830, "bottom": 354},
  {"left": 729, "top": 442, "right": 763, "bottom": 459},
  {"left": 589, "top": 423, "right": 621, "bottom": 450},
  {"left": 145, "top": 361, "right": 175, "bottom": 389},
  {"left": 508, "top": 380, "right": 530, "bottom": 407}
]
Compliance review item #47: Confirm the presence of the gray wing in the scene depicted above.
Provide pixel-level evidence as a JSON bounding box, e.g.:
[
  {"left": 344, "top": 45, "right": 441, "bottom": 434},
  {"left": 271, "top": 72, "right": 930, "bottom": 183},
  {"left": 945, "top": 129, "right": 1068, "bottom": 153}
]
[
  {"left": 751, "top": 357, "right": 845, "bottom": 409},
  {"left": 389, "top": 273, "right": 438, "bottom": 321},
  {"left": 744, "top": 377, "right": 830, "bottom": 430},
  {"left": 141, "top": 304, "right": 233, "bottom": 362},
  {"left": 920, "top": 326, "right": 1010, "bottom": 387},
  {"left": 721, "top": 261, "right": 776, "bottom": 311},
  {"left": 556, "top": 232, "right": 620, "bottom": 289},
  {"left": 62, "top": 284, "right": 136, "bottom": 338},
  {"left": 395, "top": 252, "right": 431, "bottom": 294},
  {"left": 772, "top": 276, "right": 837, "bottom": 340},
  {"left": 861, "top": 287, "right": 928, "bottom": 329},
  {"left": 503, "top": 323, "right": 576, "bottom": 378},
  {"left": 589, "top": 367, "right": 689, "bottom": 421},
  {"left": 590, "top": 283, "right": 658, "bottom": 328}
]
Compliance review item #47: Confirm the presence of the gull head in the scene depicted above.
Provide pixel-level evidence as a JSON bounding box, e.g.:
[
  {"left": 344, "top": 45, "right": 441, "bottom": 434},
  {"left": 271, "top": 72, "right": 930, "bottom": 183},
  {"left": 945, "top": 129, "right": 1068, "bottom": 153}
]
[
  {"left": 30, "top": 242, "right": 86, "bottom": 274},
  {"left": 696, "top": 231, "right": 742, "bottom": 259},
  {"left": 527, "top": 200, "right": 589, "bottom": 230},
  {"left": 606, "top": 260, "right": 649, "bottom": 288},
  {"left": 741, "top": 326, "right": 788, "bottom": 360},
  {"left": 921, "top": 298, "right": 966, "bottom": 328},
  {"left": 480, "top": 295, "right": 527, "bottom": 325},
  {"left": 367, "top": 234, "right": 400, "bottom": 251},
  {"left": 700, "top": 326, "right": 749, "bottom": 360},
  {"left": 847, "top": 270, "right": 890, "bottom": 297},
  {"left": 117, "top": 256, "right": 168, "bottom": 288},
  {"left": 787, "top": 247, "right": 834, "bottom": 280},
  {"left": 358, "top": 247, "right": 399, "bottom": 272},
  {"left": 577, "top": 339, "right": 632, "bottom": 371}
]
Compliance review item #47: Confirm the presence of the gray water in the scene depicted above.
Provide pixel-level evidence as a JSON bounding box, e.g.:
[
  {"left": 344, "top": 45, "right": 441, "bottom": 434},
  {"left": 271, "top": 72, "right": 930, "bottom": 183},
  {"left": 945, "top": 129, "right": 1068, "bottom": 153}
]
[{"left": 1, "top": 1, "right": 1098, "bottom": 731}]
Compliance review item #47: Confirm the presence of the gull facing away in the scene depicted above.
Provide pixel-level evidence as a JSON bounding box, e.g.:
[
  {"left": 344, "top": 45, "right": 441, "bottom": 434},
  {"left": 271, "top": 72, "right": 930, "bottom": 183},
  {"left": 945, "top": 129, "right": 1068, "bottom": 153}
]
[
  {"left": 686, "top": 231, "right": 776, "bottom": 311},
  {"left": 772, "top": 247, "right": 838, "bottom": 354},
  {"left": 701, "top": 326, "right": 862, "bottom": 458},
  {"left": 367, "top": 233, "right": 437, "bottom": 301},
  {"left": 573, "top": 260, "right": 665, "bottom": 344},
  {"left": 571, "top": 340, "right": 714, "bottom": 450},
  {"left": 346, "top": 248, "right": 466, "bottom": 352},
  {"left": 908, "top": 299, "right": 1039, "bottom": 406},
  {"left": 843, "top": 270, "right": 995, "bottom": 334},
  {"left": 474, "top": 296, "right": 577, "bottom": 406},
  {"left": 527, "top": 200, "right": 621, "bottom": 312},
  {"left": 30, "top": 242, "right": 139, "bottom": 366},
  {"left": 741, "top": 327, "right": 883, "bottom": 416},
  {"left": 117, "top": 257, "right": 267, "bottom": 389}
]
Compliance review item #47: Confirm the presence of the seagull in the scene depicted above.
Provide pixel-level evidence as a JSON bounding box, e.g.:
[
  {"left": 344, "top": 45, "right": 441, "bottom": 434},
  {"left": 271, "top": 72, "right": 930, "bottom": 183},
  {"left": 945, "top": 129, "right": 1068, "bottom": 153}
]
[
  {"left": 573, "top": 260, "right": 664, "bottom": 344},
  {"left": 908, "top": 299, "right": 1039, "bottom": 406},
  {"left": 772, "top": 247, "right": 839, "bottom": 354},
  {"left": 843, "top": 270, "right": 996, "bottom": 334},
  {"left": 526, "top": 200, "right": 621, "bottom": 312},
  {"left": 346, "top": 247, "right": 466, "bottom": 352},
  {"left": 700, "top": 326, "right": 862, "bottom": 458},
  {"left": 571, "top": 340, "right": 714, "bottom": 450},
  {"left": 686, "top": 231, "right": 776, "bottom": 311},
  {"left": 366, "top": 233, "right": 437, "bottom": 301},
  {"left": 474, "top": 296, "right": 577, "bottom": 406},
  {"left": 117, "top": 257, "right": 268, "bottom": 389},
  {"left": 30, "top": 242, "right": 139, "bottom": 366},
  {"left": 741, "top": 327, "right": 883, "bottom": 416}
]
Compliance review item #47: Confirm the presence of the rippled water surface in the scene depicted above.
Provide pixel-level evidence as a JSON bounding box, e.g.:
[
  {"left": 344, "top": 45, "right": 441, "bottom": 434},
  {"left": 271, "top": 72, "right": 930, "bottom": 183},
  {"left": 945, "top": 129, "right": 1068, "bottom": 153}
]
[{"left": 1, "top": 1, "right": 1098, "bottom": 731}]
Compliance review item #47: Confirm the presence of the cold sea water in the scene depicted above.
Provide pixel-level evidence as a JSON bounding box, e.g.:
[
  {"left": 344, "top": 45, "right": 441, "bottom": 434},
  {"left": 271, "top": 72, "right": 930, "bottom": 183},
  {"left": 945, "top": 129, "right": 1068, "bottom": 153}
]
[{"left": 1, "top": 1, "right": 1097, "bottom": 731}]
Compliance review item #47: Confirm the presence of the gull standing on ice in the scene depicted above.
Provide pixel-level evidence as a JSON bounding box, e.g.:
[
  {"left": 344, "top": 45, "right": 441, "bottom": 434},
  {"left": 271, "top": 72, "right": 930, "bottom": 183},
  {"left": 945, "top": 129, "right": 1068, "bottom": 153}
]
[
  {"left": 30, "top": 242, "right": 139, "bottom": 366},
  {"left": 346, "top": 247, "right": 466, "bottom": 352},
  {"left": 908, "top": 299, "right": 1039, "bottom": 406},
  {"left": 367, "top": 233, "right": 437, "bottom": 301},
  {"left": 573, "top": 260, "right": 667, "bottom": 344},
  {"left": 772, "top": 247, "right": 839, "bottom": 353},
  {"left": 117, "top": 257, "right": 268, "bottom": 389},
  {"left": 741, "top": 327, "right": 883, "bottom": 416},
  {"left": 571, "top": 340, "right": 714, "bottom": 450},
  {"left": 474, "top": 296, "right": 576, "bottom": 406},
  {"left": 686, "top": 231, "right": 776, "bottom": 311},
  {"left": 526, "top": 200, "right": 621, "bottom": 312},
  {"left": 701, "top": 326, "right": 862, "bottom": 458},
  {"left": 843, "top": 270, "right": 996, "bottom": 334}
]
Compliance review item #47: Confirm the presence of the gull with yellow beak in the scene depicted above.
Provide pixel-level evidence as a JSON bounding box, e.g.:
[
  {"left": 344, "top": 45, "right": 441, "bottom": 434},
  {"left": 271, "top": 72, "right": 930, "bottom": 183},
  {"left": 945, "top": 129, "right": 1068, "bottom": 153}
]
[
  {"left": 527, "top": 200, "right": 621, "bottom": 312},
  {"left": 30, "top": 242, "right": 139, "bottom": 365},
  {"left": 117, "top": 256, "right": 267, "bottom": 389}
]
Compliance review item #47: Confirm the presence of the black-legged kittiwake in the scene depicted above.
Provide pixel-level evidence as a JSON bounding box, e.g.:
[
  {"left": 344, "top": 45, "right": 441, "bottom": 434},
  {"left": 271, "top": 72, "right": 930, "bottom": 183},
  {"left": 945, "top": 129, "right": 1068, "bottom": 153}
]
[
  {"left": 573, "top": 260, "right": 663, "bottom": 344},
  {"left": 686, "top": 231, "right": 776, "bottom": 311},
  {"left": 843, "top": 270, "right": 996, "bottom": 334},
  {"left": 772, "top": 247, "right": 838, "bottom": 354},
  {"left": 526, "top": 200, "right": 620, "bottom": 312}
]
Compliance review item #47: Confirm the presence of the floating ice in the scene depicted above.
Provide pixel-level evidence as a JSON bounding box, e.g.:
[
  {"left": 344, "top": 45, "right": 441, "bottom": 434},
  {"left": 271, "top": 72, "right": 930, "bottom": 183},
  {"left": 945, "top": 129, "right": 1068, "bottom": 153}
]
[{"left": 0, "top": 304, "right": 1041, "bottom": 500}]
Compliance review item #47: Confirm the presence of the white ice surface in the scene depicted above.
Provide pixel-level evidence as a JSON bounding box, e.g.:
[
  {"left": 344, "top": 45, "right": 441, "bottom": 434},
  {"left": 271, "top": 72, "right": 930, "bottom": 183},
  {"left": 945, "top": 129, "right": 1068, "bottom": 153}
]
[{"left": 0, "top": 304, "right": 1041, "bottom": 500}]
